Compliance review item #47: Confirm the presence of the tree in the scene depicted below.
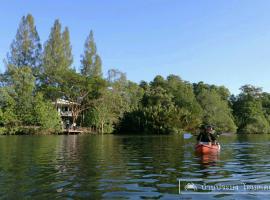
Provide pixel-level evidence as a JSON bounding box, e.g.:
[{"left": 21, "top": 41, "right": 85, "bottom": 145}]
[
  {"left": 213, "top": 86, "right": 231, "bottom": 101},
  {"left": 139, "top": 81, "right": 149, "bottom": 91},
  {"left": 118, "top": 75, "right": 203, "bottom": 134},
  {"left": 232, "top": 85, "right": 270, "bottom": 134},
  {"left": 83, "top": 69, "right": 144, "bottom": 134},
  {"left": 41, "top": 20, "right": 73, "bottom": 100},
  {"left": 0, "top": 87, "right": 20, "bottom": 134},
  {"left": 240, "top": 84, "right": 263, "bottom": 98},
  {"left": 140, "top": 86, "right": 189, "bottom": 134},
  {"left": 61, "top": 70, "right": 94, "bottom": 126},
  {"left": 196, "top": 88, "right": 237, "bottom": 132},
  {"left": 52, "top": 67, "right": 107, "bottom": 128},
  {"left": 34, "top": 93, "right": 61, "bottom": 132},
  {"left": 9, "top": 66, "right": 35, "bottom": 125},
  {"left": 0, "top": 66, "right": 61, "bottom": 134},
  {"left": 261, "top": 93, "right": 270, "bottom": 125},
  {"left": 6, "top": 14, "right": 42, "bottom": 75},
  {"left": 0, "top": 109, "right": 2, "bottom": 126},
  {"left": 43, "top": 20, "right": 73, "bottom": 73},
  {"left": 118, "top": 84, "right": 193, "bottom": 134},
  {"left": 166, "top": 75, "right": 202, "bottom": 130},
  {"left": 87, "top": 90, "right": 118, "bottom": 134},
  {"left": 62, "top": 27, "right": 73, "bottom": 69},
  {"left": 125, "top": 81, "right": 144, "bottom": 110},
  {"left": 81, "top": 30, "right": 102, "bottom": 78}
]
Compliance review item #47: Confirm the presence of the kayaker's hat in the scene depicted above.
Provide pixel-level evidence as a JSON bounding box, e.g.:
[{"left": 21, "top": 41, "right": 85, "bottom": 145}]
[
  {"left": 205, "top": 125, "right": 213, "bottom": 129},
  {"left": 205, "top": 125, "right": 213, "bottom": 132}
]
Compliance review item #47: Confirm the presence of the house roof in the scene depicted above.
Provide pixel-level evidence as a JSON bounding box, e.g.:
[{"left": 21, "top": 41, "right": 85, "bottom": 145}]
[{"left": 53, "top": 98, "right": 80, "bottom": 106}]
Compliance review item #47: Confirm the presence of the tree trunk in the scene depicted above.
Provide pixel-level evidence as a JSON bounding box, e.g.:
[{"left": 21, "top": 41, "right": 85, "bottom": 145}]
[{"left": 101, "top": 121, "right": 104, "bottom": 134}]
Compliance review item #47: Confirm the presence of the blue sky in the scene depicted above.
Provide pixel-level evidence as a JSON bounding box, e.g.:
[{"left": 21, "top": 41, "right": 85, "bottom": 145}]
[{"left": 1, "top": 0, "right": 270, "bottom": 94}]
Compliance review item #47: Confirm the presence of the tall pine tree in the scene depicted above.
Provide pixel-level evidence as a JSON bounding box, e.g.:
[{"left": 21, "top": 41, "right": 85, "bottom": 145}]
[
  {"left": 62, "top": 27, "right": 73, "bottom": 69},
  {"left": 41, "top": 19, "right": 73, "bottom": 100},
  {"left": 81, "top": 30, "right": 102, "bottom": 78},
  {"left": 6, "top": 14, "right": 42, "bottom": 75},
  {"left": 43, "top": 20, "right": 73, "bottom": 76}
]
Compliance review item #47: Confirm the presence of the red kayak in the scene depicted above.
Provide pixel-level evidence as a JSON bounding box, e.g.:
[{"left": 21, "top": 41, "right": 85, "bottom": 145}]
[{"left": 195, "top": 143, "right": 220, "bottom": 154}]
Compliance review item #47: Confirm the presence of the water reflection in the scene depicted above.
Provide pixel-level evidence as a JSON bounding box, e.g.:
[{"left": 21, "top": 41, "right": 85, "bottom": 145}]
[
  {"left": 196, "top": 153, "right": 220, "bottom": 168},
  {"left": 0, "top": 134, "right": 270, "bottom": 199}
]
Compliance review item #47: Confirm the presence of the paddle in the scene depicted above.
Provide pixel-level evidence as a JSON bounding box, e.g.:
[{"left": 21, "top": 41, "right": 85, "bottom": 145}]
[{"left": 183, "top": 132, "right": 192, "bottom": 139}]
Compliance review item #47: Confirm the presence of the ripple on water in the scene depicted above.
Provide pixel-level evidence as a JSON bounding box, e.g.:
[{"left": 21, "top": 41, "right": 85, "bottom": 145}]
[
  {"left": 142, "top": 156, "right": 153, "bottom": 159},
  {"left": 102, "top": 191, "right": 163, "bottom": 200},
  {"left": 120, "top": 183, "right": 157, "bottom": 192},
  {"left": 51, "top": 181, "right": 72, "bottom": 190},
  {"left": 100, "top": 179, "right": 124, "bottom": 183},
  {"left": 127, "top": 162, "right": 142, "bottom": 166},
  {"left": 2, "top": 134, "right": 270, "bottom": 199},
  {"left": 145, "top": 166, "right": 154, "bottom": 169},
  {"left": 143, "top": 174, "right": 168, "bottom": 178},
  {"left": 157, "top": 183, "right": 177, "bottom": 188},
  {"left": 165, "top": 168, "right": 176, "bottom": 172},
  {"left": 182, "top": 171, "right": 203, "bottom": 177},
  {"left": 130, "top": 169, "right": 146, "bottom": 173},
  {"left": 128, "top": 178, "right": 159, "bottom": 183}
]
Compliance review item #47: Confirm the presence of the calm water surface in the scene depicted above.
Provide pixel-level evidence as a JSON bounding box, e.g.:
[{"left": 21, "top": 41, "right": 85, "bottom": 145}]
[{"left": 0, "top": 134, "right": 270, "bottom": 199}]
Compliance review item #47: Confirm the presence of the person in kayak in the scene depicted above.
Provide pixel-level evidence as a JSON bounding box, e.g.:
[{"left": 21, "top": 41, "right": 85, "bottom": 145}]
[{"left": 197, "top": 125, "right": 218, "bottom": 145}]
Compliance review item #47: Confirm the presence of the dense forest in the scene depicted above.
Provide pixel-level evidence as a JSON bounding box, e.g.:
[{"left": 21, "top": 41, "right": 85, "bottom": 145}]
[{"left": 1, "top": 14, "right": 270, "bottom": 135}]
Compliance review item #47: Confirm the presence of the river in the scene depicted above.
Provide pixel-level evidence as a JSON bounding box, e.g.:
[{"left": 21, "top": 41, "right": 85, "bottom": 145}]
[{"left": 0, "top": 134, "right": 269, "bottom": 199}]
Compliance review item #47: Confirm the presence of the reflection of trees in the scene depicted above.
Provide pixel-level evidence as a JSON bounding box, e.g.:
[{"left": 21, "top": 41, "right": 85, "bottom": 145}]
[
  {"left": 234, "top": 134, "right": 270, "bottom": 177},
  {"left": 68, "top": 135, "right": 128, "bottom": 199},
  {"left": 113, "top": 135, "right": 185, "bottom": 194},
  {"left": 2, "top": 134, "right": 269, "bottom": 198},
  {"left": 0, "top": 136, "right": 60, "bottom": 199},
  {"left": 67, "top": 134, "right": 186, "bottom": 196}
]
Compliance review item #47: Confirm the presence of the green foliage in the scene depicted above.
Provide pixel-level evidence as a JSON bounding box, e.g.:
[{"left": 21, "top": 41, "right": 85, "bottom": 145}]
[
  {"left": 9, "top": 66, "right": 35, "bottom": 125},
  {"left": 196, "top": 88, "right": 237, "bottom": 133},
  {"left": 0, "top": 68, "right": 61, "bottom": 134},
  {"left": 33, "top": 93, "right": 61, "bottom": 132},
  {"left": 81, "top": 30, "right": 102, "bottom": 78},
  {"left": 86, "top": 90, "right": 118, "bottom": 134},
  {"left": 135, "top": 75, "right": 203, "bottom": 133},
  {"left": 166, "top": 75, "right": 202, "bottom": 130},
  {"left": 6, "top": 14, "right": 42, "bottom": 73},
  {"left": 2, "top": 108, "right": 19, "bottom": 132},
  {"left": 241, "top": 115, "right": 270, "bottom": 134},
  {"left": 0, "top": 109, "right": 3, "bottom": 126},
  {"left": 232, "top": 85, "right": 270, "bottom": 134},
  {"left": 261, "top": 93, "right": 270, "bottom": 125},
  {"left": 118, "top": 82, "right": 197, "bottom": 134},
  {"left": 142, "top": 90, "right": 181, "bottom": 133},
  {"left": 41, "top": 19, "right": 73, "bottom": 100},
  {"left": 0, "top": 127, "right": 6, "bottom": 135},
  {"left": 125, "top": 81, "right": 144, "bottom": 110},
  {"left": 83, "top": 69, "right": 144, "bottom": 134},
  {"left": 62, "top": 27, "right": 73, "bottom": 68},
  {"left": 0, "top": 87, "right": 20, "bottom": 134},
  {"left": 43, "top": 20, "right": 73, "bottom": 73}
]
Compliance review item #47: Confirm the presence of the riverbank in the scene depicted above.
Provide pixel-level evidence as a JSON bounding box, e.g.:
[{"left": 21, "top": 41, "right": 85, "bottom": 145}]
[
  {"left": 1, "top": 126, "right": 270, "bottom": 135},
  {"left": 0, "top": 126, "right": 97, "bottom": 135}
]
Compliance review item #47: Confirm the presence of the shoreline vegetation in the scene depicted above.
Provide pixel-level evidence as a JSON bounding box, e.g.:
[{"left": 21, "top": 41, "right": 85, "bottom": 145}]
[{"left": 1, "top": 14, "right": 270, "bottom": 135}]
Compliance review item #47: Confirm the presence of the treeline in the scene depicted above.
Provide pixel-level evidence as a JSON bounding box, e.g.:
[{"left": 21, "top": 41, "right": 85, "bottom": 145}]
[{"left": 0, "top": 14, "right": 270, "bottom": 134}]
